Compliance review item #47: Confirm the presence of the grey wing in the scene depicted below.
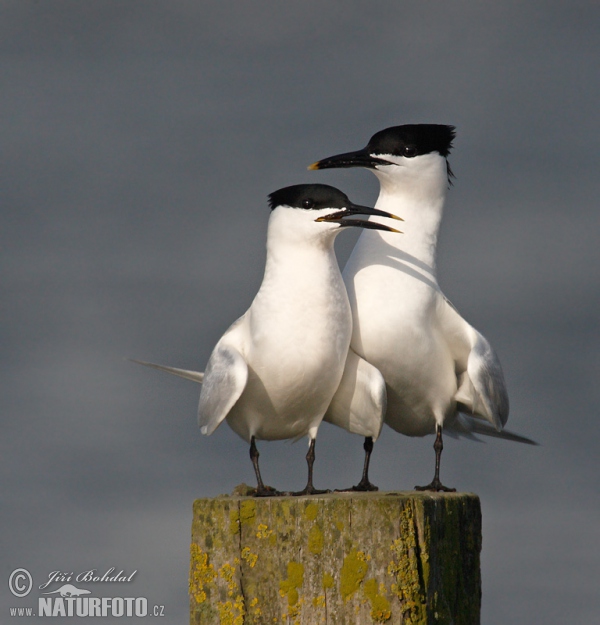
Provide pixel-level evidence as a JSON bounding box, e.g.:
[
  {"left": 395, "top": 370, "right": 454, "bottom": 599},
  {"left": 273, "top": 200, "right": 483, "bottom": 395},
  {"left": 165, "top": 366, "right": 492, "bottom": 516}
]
[
  {"left": 454, "top": 330, "right": 509, "bottom": 431},
  {"left": 198, "top": 344, "right": 248, "bottom": 436},
  {"left": 129, "top": 359, "right": 204, "bottom": 383},
  {"left": 324, "top": 349, "right": 386, "bottom": 440}
]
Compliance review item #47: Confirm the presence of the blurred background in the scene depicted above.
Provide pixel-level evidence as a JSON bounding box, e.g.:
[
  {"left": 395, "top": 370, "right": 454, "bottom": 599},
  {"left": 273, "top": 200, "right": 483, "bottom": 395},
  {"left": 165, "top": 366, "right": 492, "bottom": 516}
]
[{"left": 2, "top": 1, "right": 599, "bottom": 622}]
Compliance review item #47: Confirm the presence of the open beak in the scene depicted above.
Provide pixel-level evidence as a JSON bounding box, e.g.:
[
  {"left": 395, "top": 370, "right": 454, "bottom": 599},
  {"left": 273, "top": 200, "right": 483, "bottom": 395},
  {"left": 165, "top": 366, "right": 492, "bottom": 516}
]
[
  {"left": 308, "top": 148, "right": 389, "bottom": 171},
  {"left": 315, "top": 201, "right": 403, "bottom": 233}
]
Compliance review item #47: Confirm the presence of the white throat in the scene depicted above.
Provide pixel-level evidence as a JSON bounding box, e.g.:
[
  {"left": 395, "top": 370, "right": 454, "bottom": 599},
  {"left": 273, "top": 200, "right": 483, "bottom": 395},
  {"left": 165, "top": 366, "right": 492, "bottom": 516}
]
[
  {"left": 254, "top": 207, "right": 347, "bottom": 320},
  {"left": 369, "top": 153, "right": 449, "bottom": 272}
]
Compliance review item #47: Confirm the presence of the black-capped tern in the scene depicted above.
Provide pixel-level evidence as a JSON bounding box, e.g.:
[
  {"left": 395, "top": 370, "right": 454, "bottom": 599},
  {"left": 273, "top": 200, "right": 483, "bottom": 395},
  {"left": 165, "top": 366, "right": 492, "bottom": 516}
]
[
  {"left": 311, "top": 125, "right": 536, "bottom": 492},
  {"left": 133, "top": 183, "right": 402, "bottom": 496}
]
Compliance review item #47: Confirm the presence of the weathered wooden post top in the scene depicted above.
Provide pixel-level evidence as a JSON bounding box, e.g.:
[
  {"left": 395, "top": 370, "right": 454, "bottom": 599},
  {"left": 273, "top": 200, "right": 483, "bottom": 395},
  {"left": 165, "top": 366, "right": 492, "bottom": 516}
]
[{"left": 190, "top": 487, "right": 481, "bottom": 624}]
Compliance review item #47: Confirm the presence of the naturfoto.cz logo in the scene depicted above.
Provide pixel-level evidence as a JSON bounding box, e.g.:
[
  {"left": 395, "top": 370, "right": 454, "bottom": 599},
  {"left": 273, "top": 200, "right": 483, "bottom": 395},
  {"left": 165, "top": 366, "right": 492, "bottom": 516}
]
[{"left": 8, "top": 568, "right": 165, "bottom": 618}]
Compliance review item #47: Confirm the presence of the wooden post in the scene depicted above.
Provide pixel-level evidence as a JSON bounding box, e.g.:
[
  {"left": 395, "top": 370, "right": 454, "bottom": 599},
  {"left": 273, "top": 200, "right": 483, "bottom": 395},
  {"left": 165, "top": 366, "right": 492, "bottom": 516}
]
[{"left": 190, "top": 487, "right": 481, "bottom": 624}]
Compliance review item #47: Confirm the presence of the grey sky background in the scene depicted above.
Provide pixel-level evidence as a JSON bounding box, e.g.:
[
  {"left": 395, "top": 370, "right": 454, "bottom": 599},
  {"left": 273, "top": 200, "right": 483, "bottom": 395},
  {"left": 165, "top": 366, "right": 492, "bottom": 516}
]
[{"left": 2, "top": 1, "right": 599, "bottom": 623}]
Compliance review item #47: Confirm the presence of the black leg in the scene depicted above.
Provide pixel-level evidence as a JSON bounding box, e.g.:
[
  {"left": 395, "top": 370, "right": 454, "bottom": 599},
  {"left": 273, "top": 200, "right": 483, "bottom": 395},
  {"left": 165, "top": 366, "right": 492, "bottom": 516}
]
[
  {"left": 415, "top": 426, "right": 456, "bottom": 492},
  {"left": 336, "top": 437, "right": 379, "bottom": 492},
  {"left": 291, "top": 439, "right": 329, "bottom": 496},
  {"left": 356, "top": 436, "right": 379, "bottom": 491},
  {"left": 249, "top": 437, "right": 281, "bottom": 497}
]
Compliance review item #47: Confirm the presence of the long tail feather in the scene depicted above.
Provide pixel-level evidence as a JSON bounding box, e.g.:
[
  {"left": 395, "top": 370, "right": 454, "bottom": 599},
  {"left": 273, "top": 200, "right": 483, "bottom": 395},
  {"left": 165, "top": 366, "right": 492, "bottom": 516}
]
[
  {"left": 468, "top": 420, "right": 538, "bottom": 445},
  {"left": 128, "top": 359, "right": 204, "bottom": 383},
  {"left": 448, "top": 413, "right": 538, "bottom": 445}
]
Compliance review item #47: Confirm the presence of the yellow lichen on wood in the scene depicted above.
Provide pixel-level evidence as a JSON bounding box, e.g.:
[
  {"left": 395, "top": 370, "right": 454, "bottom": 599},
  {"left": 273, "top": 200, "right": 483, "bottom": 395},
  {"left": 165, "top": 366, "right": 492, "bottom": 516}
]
[
  {"left": 239, "top": 499, "right": 256, "bottom": 525},
  {"left": 304, "top": 502, "right": 319, "bottom": 520},
  {"left": 312, "top": 594, "right": 326, "bottom": 608},
  {"left": 191, "top": 490, "right": 481, "bottom": 624},
  {"left": 279, "top": 561, "right": 304, "bottom": 607},
  {"left": 216, "top": 595, "right": 245, "bottom": 625},
  {"left": 248, "top": 597, "right": 262, "bottom": 618},
  {"left": 340, "top": 549, "right": 369, "bottom": 601},
  {"left": 241, "top": 546, "right": 258, "bottom": 568},
  {"left": 308, "top": 524, "right": 324, "bottom": 554},
  {"left": 363, "top": 578, "right": 392, "bottom": 622},
  {"left": 189, "top": 544, "right": 217, "bottom": 604},
  {"left": 386, "top": 503, "right": 428, "bottom": 623},
  {"left": 256, "top": 523, "right": 273, "bottom": 539},
  {"left": 229, "top": 509, "right": 240, "bottom": 535},
  {"left": 218, "top": 561, "right": 241, "bottom": 597}
]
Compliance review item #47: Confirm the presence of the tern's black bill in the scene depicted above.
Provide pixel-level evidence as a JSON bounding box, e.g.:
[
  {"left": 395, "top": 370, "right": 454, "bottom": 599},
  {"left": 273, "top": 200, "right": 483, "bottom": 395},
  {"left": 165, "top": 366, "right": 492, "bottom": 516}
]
[
  {"left": 308, "top": 149, "right": 389, "bottom": 171},
  {"left": 315, "top": 202, "right": 403, "bottom": 233}
]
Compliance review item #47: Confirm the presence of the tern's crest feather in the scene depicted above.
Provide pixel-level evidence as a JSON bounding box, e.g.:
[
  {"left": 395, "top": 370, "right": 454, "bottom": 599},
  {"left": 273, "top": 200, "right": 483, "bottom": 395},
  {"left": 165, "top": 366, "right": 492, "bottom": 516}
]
[{"left": 367, "top": 124, "right": 456, "bottom": 158}]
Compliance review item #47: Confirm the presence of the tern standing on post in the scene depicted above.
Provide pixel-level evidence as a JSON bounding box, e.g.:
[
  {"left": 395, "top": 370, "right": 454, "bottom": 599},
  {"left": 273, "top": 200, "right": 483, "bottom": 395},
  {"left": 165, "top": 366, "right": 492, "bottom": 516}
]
[
  {"left": 311, "top": 125, "right": 534, "bottom": 491},
  {"left": 193, "top": 184, "right": 401, "bottom": 496}
]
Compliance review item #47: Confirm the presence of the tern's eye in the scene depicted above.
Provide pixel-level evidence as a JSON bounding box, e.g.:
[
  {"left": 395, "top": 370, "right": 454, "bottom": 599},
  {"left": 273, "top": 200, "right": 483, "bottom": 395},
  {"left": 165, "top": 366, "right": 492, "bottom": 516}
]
[
  {"left": 303, "top": 199, "right": 315, "bottom": 209},
  {"left": 403, "top": 145, "right": 418, "bottom": 157}
]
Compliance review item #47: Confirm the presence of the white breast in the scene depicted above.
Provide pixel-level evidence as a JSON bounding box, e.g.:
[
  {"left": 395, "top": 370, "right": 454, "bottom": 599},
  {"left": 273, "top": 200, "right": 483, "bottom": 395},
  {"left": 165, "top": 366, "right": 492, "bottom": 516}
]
[
  {"left": 342, "top": 180, "right": 457, "bottom": 436},
  {"left": 225, "top": 207, "right": 353, "bottom": 441}
]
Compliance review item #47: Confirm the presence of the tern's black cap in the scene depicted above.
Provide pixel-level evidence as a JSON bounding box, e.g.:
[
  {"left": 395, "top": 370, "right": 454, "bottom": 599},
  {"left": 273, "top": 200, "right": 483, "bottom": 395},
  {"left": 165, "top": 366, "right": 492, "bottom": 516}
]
[
  {"left": 268, "top": 183, "right": 353, "bottom": 212},
  {"left": 367, "top": 124, "right": 456, "bottom": 158},
  {"left": 267, "top": 183, "right": 403, "bottom": 233},
  {"left": 309, "top": 125, "right": 456, "bottom": 184}
]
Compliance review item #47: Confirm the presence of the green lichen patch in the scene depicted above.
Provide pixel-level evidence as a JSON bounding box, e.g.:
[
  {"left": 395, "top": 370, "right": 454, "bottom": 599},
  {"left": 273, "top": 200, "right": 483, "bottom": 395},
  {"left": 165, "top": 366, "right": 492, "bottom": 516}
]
[
  {"left": 387, "top": 503, "right": 427, "bottom": 623},
  {"left": 304, "top": 502, "right": 319, "bottom": 521},
  {"left": 340, "top": 550, "right": 369, "bottom": 601},
  {"left": 229, "top": 509, "right": 241, "bottom": 535},
  {"left": 322, "top": 572, "right": 335, "bottom": 590},
  {"left": 308, "top": 524, "right": 324, "bottom": 554},
  {"left": 312, "top": 594, "right": 326, "bottom": 608},
  {"left": 231, "top": 483, "right": 255, "bottom": 497},
  {"left": 240, "top": 499, "right": 256, "bottom": 525},
  {"left": 279, "top": 561, "right": 304, "bottom": 607},
  {"left": 363, "top": 578, "right": 392, "bottom": 622}
]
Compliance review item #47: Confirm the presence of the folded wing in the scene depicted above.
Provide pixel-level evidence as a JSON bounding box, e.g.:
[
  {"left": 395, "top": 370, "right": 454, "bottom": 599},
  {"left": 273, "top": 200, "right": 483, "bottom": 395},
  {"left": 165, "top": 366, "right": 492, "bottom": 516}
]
[
  {"left": 454, "top": 329, "right": 509, "bottom": 431},
  {"left": 198, "top": 344, "right": 248, "bottom": 436}
]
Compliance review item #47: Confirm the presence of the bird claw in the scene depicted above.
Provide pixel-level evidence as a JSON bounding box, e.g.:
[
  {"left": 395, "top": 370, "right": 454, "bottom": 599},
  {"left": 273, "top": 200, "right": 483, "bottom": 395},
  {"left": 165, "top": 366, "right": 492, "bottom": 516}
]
[
  {"left": 335, "top": 480, "right": 379, "bottom": 493},
  {"left": 289, "top": 486, "right": 330, "bottom": 497},
  {"left": 252, "top": 485, "right": 284, "bottom": 497},
  {"left": 414, "top": 479, "right": 456, "bottom": 493}
]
